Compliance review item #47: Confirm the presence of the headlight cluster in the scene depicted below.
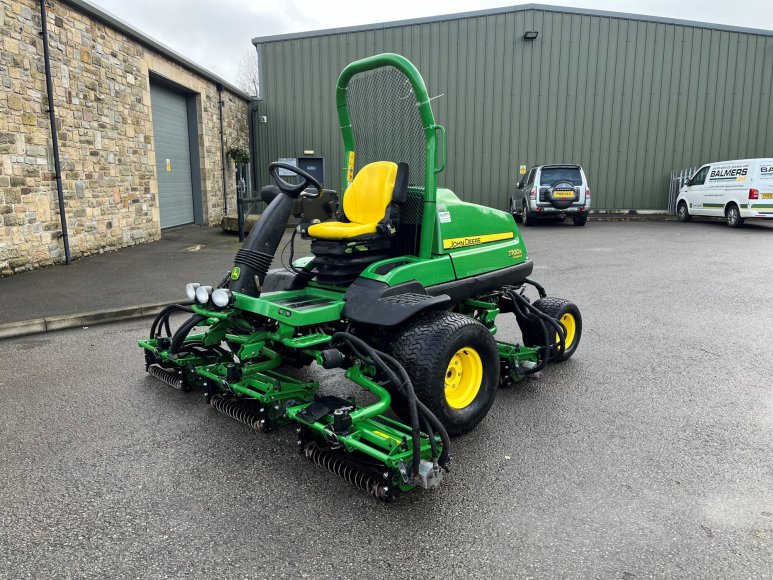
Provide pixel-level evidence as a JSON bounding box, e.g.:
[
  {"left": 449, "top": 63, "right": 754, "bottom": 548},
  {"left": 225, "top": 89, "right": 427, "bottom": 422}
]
[{"left": 184, "top": 283, "right": 233, "bottom": 308}]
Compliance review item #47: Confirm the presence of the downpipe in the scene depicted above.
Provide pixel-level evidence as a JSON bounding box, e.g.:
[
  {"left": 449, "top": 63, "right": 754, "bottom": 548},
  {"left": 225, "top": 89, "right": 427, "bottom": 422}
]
[
  {"left": 39, "top": 0, "right": 71, "bottom": 264},
  {"left": 217, "top": 83, "right": 228, "bottom": 217}
]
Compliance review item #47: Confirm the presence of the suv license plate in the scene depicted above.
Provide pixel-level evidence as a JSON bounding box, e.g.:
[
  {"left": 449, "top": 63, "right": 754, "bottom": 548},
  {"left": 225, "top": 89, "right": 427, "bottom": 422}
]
[
  {"left": 762, "top": 193, "right": 773, "bottom": 199},
  {"left": 553, "top": 190, "right": 574, "bottom": 198}
]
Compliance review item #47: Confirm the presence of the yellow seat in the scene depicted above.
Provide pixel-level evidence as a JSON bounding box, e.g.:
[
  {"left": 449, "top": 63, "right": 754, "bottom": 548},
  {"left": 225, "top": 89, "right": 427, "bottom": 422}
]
[
  {"left": 305, "top": 220, "right": 380, "bottom": 238},
  {"left": 307, "top": 161, "right": 402, "bottom": 240}
]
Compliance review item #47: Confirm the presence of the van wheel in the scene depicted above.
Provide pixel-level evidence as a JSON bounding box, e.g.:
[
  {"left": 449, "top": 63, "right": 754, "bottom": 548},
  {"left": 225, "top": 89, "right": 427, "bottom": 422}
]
[
  {"left": 725, "top": 204, "right": 743, "bottom": 228},
  {"left": 677, "top": 202, "right": 691, "bottom": 222},
  {"left": 572, "top": 215, "right": 587, "bottom": 226}
]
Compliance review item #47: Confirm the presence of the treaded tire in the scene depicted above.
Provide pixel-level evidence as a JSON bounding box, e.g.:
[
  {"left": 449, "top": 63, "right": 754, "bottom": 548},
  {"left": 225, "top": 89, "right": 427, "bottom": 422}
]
[
  {"left": 391, "top": 312, "right": 500, "bottom": 436},
  {"left": 522, "top": 205, "right": 533, "bottom": 226},
  {"left": 725, "top": 204, "right": 744, "bottom": 228},
  {"left": 520, "top": 297, "right": 582, "bottom": 362},
  {"left": 572, "top": 215, "right": 588, "bottom": 226},
  {"left": 677, "top": 201, "right": 691, "bottom": 222},
  {"left": 511, "top": 199, "right": 523, "bottom": 223}
]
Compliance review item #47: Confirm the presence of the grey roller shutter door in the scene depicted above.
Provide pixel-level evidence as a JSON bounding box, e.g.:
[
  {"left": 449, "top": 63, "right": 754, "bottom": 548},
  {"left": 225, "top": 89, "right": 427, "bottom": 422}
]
[{"left": 150, "top": 82, "right": 195, "bottom": 228}]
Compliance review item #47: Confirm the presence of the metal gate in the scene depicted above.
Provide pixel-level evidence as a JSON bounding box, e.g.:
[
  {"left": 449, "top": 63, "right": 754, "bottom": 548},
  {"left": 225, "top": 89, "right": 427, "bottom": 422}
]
[
  {"left": 668, "top": 166, "right": 699, "bottom": 215},
  {"left": 150, "top": 82, "right": 195, "bottom": 228}
]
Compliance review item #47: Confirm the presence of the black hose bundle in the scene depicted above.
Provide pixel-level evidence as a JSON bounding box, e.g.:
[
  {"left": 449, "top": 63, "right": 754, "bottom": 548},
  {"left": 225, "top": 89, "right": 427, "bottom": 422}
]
[
  {"left": 149, "top": 301, "right": 195, "bottom": 339},
  {"left": 330, "top": 332, "right": 451, "bottom": 475},
  {"left": 170, "top": 314, "right": 208, "bottom": 355},
  {"left": 505, "top": 289, "right": 566, "bottom": 375}
]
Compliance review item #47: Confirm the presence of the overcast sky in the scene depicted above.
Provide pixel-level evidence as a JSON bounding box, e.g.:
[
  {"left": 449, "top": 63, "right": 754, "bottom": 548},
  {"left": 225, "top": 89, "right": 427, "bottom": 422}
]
[{"left": 90, "top": 0, "right": 771, "bottom": 87}]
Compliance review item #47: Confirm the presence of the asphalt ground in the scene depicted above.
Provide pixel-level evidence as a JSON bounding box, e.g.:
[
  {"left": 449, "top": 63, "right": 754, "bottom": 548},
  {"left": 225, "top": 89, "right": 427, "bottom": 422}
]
[
  {"left": 2, "top": 219, "right": 773, "bottom": 578},
  {"left": 0, "top": 225, "right": 311, "bottom": 325}
]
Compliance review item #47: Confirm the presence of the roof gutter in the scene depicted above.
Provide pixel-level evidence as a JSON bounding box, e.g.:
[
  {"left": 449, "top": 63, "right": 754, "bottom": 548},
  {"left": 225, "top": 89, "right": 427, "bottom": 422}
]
[{"left": 251, "top": 2, "right": 773, "bottom": 44}]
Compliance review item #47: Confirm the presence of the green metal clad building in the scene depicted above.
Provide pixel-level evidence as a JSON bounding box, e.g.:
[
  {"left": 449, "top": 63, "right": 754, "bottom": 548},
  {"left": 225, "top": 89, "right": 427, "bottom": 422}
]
[{"left": 251, "top": 4, "right": 773, "bottom": 211}]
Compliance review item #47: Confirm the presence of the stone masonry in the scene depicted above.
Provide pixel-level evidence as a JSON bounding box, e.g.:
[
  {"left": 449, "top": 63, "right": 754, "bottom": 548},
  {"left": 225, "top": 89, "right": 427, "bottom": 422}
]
[{"left": 0, "top": 0, "right": 250, "bottom": 276}]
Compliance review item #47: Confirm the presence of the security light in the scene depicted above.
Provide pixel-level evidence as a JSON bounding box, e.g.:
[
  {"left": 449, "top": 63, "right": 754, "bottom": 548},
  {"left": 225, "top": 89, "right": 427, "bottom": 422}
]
[{"left": 523, "top": 31, "right": 539, "bottom": 40}]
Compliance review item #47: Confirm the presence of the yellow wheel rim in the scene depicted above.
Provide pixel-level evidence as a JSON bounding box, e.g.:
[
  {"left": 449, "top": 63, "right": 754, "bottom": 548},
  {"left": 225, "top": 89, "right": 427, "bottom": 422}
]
[
  {"left": 557, "top": 313, "right": 576, "bottom": 348},
  {"left": 444, "top": 346, "right": 483, "bottom": 409}
]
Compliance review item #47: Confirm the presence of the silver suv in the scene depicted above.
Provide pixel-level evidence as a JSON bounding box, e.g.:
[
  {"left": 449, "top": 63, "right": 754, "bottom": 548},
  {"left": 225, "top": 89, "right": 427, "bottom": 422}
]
[{"left": 511, "top": 164, "right": 591, "bottom": 226}]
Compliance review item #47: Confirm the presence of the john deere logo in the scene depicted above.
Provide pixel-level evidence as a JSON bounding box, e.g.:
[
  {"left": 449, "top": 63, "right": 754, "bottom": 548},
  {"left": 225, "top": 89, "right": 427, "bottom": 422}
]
[{"left": 231, "top": 267, "right": 240, "bottom": 280}]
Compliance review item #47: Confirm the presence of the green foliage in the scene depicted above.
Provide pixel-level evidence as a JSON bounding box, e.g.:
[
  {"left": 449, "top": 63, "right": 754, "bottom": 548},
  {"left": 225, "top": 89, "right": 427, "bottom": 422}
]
[{"left": 227, "top": 145, "right": 250, "bottom": 164}]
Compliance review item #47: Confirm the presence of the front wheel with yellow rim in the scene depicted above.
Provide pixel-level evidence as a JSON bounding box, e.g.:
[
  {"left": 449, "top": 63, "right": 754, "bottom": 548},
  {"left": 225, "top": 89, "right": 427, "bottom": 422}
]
[
  {"left": 520, "top": 297, "right": 582, "bottom": 362},
  {"left": 391, "top": 312, "right": 500, "bottom": 436}
]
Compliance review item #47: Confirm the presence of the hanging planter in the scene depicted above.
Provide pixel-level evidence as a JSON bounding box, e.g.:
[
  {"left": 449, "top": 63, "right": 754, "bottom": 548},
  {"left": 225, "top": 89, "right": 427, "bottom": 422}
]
[{"left": 227, "top": 146, "right": 250, "bottom": 164}]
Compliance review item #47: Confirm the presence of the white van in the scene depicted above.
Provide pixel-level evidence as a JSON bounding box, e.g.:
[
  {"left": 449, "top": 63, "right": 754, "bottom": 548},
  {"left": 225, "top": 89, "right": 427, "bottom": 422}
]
[{"left": 676, "top": 158, "right": 773, "bottom": 227}]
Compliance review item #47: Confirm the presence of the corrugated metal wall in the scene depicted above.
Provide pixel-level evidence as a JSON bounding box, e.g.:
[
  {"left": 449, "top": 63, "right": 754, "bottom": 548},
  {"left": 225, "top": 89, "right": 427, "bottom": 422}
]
[{"left": 254, "top": 8, "right": 773, "bottom": 210}]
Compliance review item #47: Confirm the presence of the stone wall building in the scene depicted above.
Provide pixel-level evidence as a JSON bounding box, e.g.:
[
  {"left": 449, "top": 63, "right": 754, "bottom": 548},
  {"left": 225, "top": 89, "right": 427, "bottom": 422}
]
[{"left": 0, "top": 0, "right": 252, "bottom": 276}]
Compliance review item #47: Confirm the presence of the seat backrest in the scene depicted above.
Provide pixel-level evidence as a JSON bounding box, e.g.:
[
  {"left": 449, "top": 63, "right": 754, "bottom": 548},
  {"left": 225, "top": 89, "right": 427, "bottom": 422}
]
[{"left": 343, "top": 161, "right": 407, "bottom": 224}]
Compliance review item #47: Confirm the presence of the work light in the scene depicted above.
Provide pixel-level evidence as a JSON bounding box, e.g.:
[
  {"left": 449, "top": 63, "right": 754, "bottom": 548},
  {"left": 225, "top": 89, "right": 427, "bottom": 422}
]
[
  {"left": 195, "top": 285, "right": 212, "bottom": 304},
  {"left": 185, "top": 283, "right": 200, "bottom": 300},
  {"left": 211, "top": 288, "right": 233, "bottom": 308}
]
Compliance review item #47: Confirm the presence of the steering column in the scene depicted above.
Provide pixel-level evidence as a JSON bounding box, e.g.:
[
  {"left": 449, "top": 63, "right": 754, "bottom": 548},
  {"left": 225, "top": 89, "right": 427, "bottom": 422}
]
[{"left": 229, "top": 163, "right": 322, "bottom": 297}]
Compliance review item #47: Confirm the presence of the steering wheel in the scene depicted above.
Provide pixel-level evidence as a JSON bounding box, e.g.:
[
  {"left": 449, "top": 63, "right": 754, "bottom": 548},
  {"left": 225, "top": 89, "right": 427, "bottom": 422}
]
[{"left": 268, "top": 162, "right": 323, "bottom": 199}]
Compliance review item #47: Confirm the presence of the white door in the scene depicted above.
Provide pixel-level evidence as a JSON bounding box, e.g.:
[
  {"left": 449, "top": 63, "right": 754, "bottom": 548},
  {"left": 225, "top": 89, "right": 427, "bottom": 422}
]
[{"left": 685, "top": 165, "right": 710, "bottom": 215}]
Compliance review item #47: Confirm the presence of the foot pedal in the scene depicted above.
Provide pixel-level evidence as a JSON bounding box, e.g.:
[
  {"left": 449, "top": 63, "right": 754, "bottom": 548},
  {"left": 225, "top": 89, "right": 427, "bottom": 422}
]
[{"left": 296, "top": 395, "right": 353, "bottom": 424}]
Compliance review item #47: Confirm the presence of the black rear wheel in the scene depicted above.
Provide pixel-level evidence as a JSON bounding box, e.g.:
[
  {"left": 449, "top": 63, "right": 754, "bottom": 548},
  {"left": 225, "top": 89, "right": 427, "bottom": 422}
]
[
  {"left": 572, "top": 214, "right": 588, "bottom": 226},
  {"left": 391, "top": 312, "right": 499, "bottom": 436},
  {"left": 521, "top": 204, "right": 533, "bottom": 226},
  {"left": 511, "top": 199, "right": 522, "bottom": 223}
]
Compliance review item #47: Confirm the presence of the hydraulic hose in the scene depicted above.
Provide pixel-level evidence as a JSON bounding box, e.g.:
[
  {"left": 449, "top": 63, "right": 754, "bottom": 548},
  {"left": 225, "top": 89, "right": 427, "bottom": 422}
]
[
  {"left": 510, "top": 289, "right": 566, "bottom": 354},
  {"left": 512, "top": 299, "right": 550, "bottom": 375},
  {"left": 170, "top": 314, "right": 207, "bottom": 355},
  {"left": 524, "top": 278, "right": 547, "bottom": 298},
  {"left": 150, "top": 302, "right": 194, "bottom": 339},
  {"left": 331, "top": 332, "right": 423, "bottom": 477},
  {"left": 507, "top": 289, "right": 566, "bottom": 373},
  {"left": 380, "top": 351, "right": 451, "bottom": 469},
  {"left": 421, "top": 416, "right": 438, "bottom": 463},
  {"left": 331, "top": 332, "right": 451, "bottom": 470},
  {"left": 340, "top": 333, "right": 451, "bottom": 470}
]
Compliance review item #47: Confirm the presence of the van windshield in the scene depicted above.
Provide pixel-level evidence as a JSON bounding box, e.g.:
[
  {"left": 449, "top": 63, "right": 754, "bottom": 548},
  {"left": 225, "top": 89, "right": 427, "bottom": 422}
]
[{"left": 540, "top": 167, "right": 582, "bottom": 187}]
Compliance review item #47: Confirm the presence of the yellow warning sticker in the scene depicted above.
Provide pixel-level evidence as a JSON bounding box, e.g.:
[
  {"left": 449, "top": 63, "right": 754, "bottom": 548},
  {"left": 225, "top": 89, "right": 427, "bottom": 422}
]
[
  {"left": 347, "top": 151, "right": 355, "bottom": 183},
  {"left": 373, "top": 430, "right": 401, "bottom": 442},
  {"left": 443, "top": 231, "right": 514, "bottom": 250}
]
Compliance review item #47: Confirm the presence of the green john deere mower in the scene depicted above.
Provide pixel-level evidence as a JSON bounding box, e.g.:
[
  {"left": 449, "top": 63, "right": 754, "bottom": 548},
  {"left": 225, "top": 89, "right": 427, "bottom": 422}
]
[{"left": 139, "top": 53, "right": 582, "bottom": 500}]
